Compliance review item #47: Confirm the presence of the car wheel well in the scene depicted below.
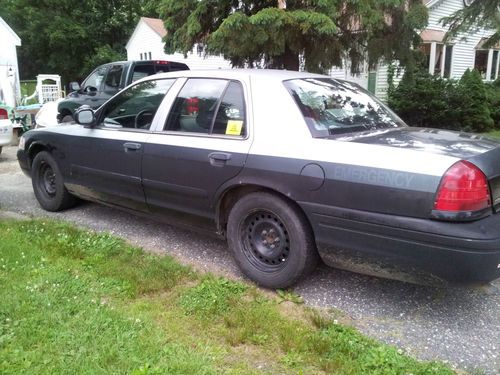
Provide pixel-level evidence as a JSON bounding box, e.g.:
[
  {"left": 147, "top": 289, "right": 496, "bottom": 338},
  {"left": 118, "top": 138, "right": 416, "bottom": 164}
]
[
  {"left": 28, "top": 144, "right": 50, "bottom": 168},
  {"left": 217, "top": 185, "right": 312, "bottom": 237},
  {"left": 59, "top": 108, "right": 72, "bottom": 116}
]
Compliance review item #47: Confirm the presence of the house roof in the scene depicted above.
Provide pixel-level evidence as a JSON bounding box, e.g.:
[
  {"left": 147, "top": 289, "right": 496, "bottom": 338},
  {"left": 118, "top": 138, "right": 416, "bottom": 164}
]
[
  {"left": 0, "top": 17, "right": 21, "bottom": 46},
  {"left": 126, "top": 17, "right": 167, "bottom": 50},
  {"left": 141, "top": 17, "right": 167, "bottom": 38},
  {"left": 420, "top": 29, "right": 446, "bottom": 43},
  {"left": 476, "top": 37, "right": 500, "bottom": 50}
]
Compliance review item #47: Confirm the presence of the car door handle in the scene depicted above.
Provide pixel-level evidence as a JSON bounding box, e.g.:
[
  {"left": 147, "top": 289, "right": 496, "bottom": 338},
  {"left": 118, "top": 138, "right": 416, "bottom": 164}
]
[
  {"left": 123, "top": 142, "right": 141, "bottom": 152},
  {"left": 209, "top": 152, "right": 231, "bottom": 166}
]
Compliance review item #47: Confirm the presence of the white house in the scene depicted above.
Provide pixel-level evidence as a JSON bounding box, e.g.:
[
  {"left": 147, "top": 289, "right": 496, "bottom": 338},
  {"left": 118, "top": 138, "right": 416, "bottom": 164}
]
[
  {"left": 330, "top": 0, "right": 499, "bottom": 100},
  {"left": 0, "top": 17, "right": 21, "bottom": 107},
  {"left": 126, "top": 17, "right": 232, "bottom": 70}
]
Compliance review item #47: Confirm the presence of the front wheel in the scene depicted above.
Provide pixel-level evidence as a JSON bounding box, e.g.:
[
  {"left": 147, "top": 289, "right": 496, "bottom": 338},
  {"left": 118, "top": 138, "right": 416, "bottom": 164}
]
[
  {"left": 227, "top": 192, "right": 319, "bottom": 289},
  {"left": 61, "top": 114, "right": 74, "bottom": 123},
  {"left": 32, "top": 151, "right": 77, "bottom": 211}
]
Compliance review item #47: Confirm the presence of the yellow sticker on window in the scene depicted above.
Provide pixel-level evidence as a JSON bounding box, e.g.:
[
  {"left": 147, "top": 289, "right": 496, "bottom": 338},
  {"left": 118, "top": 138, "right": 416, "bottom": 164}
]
[{"left": 225, "top": 120, "right": 243, "bottom": 136}]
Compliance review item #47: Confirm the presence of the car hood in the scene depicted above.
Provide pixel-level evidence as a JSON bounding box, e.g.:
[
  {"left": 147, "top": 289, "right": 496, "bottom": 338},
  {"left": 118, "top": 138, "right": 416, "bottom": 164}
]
[{"left": 335, "top": 127, "right": 500, "bottom": 159}]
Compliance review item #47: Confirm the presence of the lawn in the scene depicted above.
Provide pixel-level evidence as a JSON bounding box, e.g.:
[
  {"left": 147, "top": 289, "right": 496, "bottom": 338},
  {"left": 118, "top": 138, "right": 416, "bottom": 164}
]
[
  {"left": 485, "top": 130, "right": 500, "bottom": 139},
  {"left": 0, "top": 219, "right": 453, "bottom": 374}
]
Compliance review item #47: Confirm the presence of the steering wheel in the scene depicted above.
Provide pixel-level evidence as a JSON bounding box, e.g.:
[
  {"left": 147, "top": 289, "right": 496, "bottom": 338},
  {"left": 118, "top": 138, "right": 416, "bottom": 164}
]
[{"left": 134, "top": 109, "right": 154, "bottom": 128}]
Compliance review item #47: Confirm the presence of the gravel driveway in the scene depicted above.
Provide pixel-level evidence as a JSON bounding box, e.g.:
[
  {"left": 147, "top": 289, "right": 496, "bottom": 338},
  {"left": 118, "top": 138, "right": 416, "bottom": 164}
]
[{"left": 1, "top": 145, "right": 499, "bottom": 374}]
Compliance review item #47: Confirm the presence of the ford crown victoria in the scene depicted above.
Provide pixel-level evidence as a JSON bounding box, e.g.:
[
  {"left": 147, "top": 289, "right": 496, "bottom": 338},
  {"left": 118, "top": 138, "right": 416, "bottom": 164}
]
[{"left": 17, "top": 70, "right": 500, "bottom": 288}]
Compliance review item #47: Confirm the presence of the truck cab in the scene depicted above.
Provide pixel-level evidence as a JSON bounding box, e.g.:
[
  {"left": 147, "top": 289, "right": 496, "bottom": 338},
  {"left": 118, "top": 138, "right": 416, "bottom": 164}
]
[{"left": 57, "top": 60, "right": 189, "bottom": 122}]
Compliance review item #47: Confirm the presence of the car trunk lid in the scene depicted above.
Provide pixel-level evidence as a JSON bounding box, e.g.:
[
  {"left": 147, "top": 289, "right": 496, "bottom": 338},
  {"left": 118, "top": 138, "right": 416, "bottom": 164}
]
[{"left": 337, "top": 127, "right": 500, "bottom": 212}]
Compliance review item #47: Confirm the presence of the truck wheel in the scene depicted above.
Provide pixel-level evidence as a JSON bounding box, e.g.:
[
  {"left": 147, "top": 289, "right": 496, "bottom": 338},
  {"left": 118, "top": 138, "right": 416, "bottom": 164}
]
[
  {"left": 32, "top": 151, "right": 77, "bottom": 211},
  {"left": 227, "top": 192, "right": 319, "bottom": 289}
]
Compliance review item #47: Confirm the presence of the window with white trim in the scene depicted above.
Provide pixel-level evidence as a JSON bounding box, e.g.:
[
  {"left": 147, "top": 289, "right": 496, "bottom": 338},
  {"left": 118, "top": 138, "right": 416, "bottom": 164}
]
[
  {"left": 420, "top": 42, "right": 453, "bottom": 78},
  {"left": 475, "top": 49, "right": 500, "bottom": 81}
]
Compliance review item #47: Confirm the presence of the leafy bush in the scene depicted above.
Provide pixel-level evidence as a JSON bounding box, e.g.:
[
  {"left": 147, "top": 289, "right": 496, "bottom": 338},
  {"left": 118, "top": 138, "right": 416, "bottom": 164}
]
[
  {"left": 388, "top": 68, "right": 498, "bottom": 133},
  {"left": 485, "top": 78, "right": 500, "bottom": 128}
]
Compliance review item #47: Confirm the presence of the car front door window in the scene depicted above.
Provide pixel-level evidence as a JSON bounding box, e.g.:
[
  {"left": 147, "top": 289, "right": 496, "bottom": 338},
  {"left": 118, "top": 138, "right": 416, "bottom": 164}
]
[
  {"left": 104, "top": 64, "right": 124, "bottom": 93},
  {"left": 101, "top": 79, "right": 176, "bottom": 130},
  {"left": 82, "top": 66, "right": 107, "bottom": 92}
]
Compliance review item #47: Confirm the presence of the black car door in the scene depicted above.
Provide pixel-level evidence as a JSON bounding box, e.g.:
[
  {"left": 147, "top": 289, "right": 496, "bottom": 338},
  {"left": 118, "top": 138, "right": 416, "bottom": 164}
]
[
  {"left": 142, "top": 78, "right": 252, "bottom": 219},
  {"left": 65, "top": 78, "right": 177, "bottom": 211}
]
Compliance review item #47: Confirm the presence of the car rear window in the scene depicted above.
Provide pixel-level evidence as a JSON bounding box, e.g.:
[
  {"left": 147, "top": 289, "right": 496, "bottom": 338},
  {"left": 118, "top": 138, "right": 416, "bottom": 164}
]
[{"left": 283, "top": 78, "right": 406, "bottom": 137}]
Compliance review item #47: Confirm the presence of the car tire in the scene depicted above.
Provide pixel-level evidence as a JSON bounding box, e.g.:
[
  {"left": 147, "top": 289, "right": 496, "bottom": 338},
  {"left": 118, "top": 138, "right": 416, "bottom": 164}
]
[
  {"left": 32, "top": 151, "right": 77, "bottom": 211},
  {"left": 227, "top": 192, "right": 319, "bottom": 289},
  {"left": 61, "top": 114, "right": 73, "bottom": 123}
]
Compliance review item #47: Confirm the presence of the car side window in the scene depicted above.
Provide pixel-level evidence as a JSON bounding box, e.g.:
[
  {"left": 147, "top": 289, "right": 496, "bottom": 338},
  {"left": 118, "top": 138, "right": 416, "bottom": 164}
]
[
  {"left": 131, "top": 64, "right": 155, "bottom": 82},
  {"left": 164, "top": 78, "right": 246, "bottom": 136},
  {"left": 104, "top": 65, "right": 123, "bottom": 92},
  {"left": 82, "top": 66, "right": 107, "bottom": 91},
  {"left": 100, "top": 79, "right": 175, "bottom": 130},
  {"left": 212, "top": 81, "right": 246, "bottom": 136}
]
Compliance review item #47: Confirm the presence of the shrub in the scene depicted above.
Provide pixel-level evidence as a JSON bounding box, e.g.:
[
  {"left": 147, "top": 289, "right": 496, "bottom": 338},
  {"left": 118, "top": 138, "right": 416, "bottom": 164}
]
[
  {"left": 388, "top": 68, "right": 498, "bottom": 133},
  {"left": 485, "top": 78, "right": 500, "bottom": 128}
]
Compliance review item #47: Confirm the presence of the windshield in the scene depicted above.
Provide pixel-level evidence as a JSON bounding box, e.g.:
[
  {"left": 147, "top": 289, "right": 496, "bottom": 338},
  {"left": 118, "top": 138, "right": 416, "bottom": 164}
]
[{"left": 283, "top": 78, "right": 406, "bottom": 137}]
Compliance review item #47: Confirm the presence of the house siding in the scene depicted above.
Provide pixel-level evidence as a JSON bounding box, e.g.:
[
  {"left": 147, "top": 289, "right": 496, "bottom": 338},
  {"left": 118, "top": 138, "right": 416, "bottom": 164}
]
[
  {"left": 426, "top": 0, "right": 495, "bottom": 79},
  {"left": 328, "top": 0, "right": 497, "bottom": 101},
  {"left": 329, "top": 65, "right": 369, "bottom": 88},
  {"left": 0, "top": 18, "right": 21, "bottom": 106},
  {"left": 126, "top": 20, "right": 232, "bottom": 70}
]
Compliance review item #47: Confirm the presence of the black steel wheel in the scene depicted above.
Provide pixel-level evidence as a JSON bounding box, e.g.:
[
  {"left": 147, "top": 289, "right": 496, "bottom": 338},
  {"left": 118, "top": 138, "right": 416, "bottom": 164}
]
[
  {"left": 227, "top": 191, "right": 319, "bottom": 289},
  {"left": 32, "top": 151, "right": 77, "bottom": 211},
  {"left": 242, "top": 210, "right": 291, "bottom": 272}
]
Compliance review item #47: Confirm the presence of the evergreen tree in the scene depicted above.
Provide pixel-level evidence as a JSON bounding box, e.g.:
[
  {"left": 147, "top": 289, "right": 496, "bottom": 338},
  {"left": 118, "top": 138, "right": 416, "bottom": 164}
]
[
  {"left": 457, "top": 69, "right": 494, "bottom": 132},
  {"left": 159, "top": 0, "right": 428, "bottom": 72},
  {"left": 441, "top": 0, "right": 499, "bottom": 48}
]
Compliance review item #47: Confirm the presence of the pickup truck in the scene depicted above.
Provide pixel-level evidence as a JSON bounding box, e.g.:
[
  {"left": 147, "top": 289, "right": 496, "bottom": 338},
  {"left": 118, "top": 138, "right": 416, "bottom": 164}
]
[{"left": 57, "top": 60, "right": 189, "bottom": 122}]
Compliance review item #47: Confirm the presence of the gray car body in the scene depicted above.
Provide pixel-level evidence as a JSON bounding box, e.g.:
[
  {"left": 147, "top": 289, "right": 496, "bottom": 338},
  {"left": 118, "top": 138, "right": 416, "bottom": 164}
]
[{"left": 18, "top": 70, "right": 500, "bottom": 285}]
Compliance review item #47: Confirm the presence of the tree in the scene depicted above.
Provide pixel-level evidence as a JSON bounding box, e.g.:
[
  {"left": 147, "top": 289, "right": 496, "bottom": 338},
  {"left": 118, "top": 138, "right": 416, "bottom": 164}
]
[
  {"left": 158, "top": 0, "right": 428, "bottom": 73},
  {"left": 457, "top": 69, "right": 494, "bottom": 132},
  {"left": 441, "top": 0, "right": 500, "bottom": 48},
  {"left": 0, "top": 0, "right": 160, "bottom": 83},
  {"left": 388, "top": 67, "right": 496, "bottom": 132}
]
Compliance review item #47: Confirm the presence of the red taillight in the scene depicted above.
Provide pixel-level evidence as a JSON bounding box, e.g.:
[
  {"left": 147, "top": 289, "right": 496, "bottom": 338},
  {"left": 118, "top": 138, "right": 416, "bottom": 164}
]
[
  {"left": 434, "top": 161, "right": 491, "bottom": 212},
  {"left": 0, "top": 108, "right": 8, "bottom": 120}
]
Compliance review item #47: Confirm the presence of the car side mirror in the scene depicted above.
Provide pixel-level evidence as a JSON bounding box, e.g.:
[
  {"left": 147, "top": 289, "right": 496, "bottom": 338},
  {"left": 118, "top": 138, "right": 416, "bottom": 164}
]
[
  {"left": 75, "top": 105, "right": 96, "bottom": 127},
  {"left": 69, "top": 82, "right": 80, "bottom": 92}
]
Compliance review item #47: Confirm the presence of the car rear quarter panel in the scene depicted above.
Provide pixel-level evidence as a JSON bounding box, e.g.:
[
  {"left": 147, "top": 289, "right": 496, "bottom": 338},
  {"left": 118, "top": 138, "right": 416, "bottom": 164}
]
[{"left": 243, "top": 75, "right": 460, "bottom": 220}]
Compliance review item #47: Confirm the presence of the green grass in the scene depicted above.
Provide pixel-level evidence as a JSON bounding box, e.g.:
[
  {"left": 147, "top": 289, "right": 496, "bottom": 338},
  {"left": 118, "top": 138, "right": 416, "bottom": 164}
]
[
  {"left": 0, "top": 219, "right": 454, "bottom": 374},
  {"left": 485, "top": 130, "right": 500, "bottom": 139},
  {"left": 20, "top": 80, "right": 38, "bottom": 105}
]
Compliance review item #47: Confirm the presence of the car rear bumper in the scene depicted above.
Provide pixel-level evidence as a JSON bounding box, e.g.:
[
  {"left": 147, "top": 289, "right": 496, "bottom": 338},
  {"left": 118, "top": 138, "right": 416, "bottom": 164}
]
[{"left": 300, "top": 202, "right": 500, "bottom": 285}]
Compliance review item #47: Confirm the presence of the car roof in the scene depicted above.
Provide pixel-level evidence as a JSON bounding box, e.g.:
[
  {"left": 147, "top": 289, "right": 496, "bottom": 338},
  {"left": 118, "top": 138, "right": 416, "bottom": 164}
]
[{"left": 149, "top": 68, "right": 328, "bottom": 82}]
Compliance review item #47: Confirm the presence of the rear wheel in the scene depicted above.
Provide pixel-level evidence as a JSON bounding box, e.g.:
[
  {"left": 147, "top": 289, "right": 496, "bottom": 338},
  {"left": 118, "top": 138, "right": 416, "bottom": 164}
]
[
  {"left": 32, "top": 151, "right": 77, "bottom": 211},
  {"left": 227, "top": 192, "right": 319, "bottom": 289}
]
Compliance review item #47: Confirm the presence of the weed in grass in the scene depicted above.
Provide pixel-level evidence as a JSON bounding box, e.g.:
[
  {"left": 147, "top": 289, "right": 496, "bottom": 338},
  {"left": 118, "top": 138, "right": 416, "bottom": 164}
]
[
  {"left": 307, "top": 308, "right": 333, "bottom": 330},
  {"left": 276, "top": 289, "right": 304, "bottom": 304},
  {"left": 180, "top": 276, "right": 247, "bottom": 317}
]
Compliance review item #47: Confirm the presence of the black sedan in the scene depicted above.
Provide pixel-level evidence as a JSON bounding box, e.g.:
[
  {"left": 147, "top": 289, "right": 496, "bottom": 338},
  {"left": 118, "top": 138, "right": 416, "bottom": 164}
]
[{"left": 17, "top": 69, "right": 500, "bottom": 288}]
